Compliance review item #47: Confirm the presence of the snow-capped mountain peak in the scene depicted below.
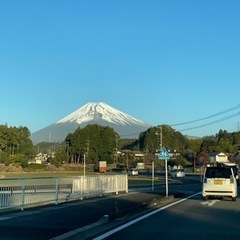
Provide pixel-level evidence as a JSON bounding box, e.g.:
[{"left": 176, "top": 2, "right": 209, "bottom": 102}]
[
  {"left": 31, "top": 102, "right": 152, "bottom": 143},
  {"left": 57, "top": 102, "right": 150, "bottom": 127}
]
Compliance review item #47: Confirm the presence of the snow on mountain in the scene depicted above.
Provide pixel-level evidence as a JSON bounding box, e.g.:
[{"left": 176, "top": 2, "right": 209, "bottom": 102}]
[
  {"left": 57, "top": 102, "right": 150, "bottom": 127},
  {"left": 31, "top": 102, "right": 152, "bottom": 144}
]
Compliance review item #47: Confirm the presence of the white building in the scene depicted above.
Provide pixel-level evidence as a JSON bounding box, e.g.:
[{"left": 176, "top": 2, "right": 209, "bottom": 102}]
[{"left": 209, "top": 152, "right": 228, "bottom": 164}]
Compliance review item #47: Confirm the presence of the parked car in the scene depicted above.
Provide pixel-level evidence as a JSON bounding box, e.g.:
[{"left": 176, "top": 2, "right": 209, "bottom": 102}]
[
  {"left": 170, "top": 169, "right": 185, "bottom": 178},
  {"left": 202, "top": 166, "right": 237, "bottom": 201},
  {"left": 129, "top": 168, "right": 138, "bottom": 176}
]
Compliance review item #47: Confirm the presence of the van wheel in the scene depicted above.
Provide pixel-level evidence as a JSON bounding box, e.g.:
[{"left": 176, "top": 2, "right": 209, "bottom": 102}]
[
  {"left": 202, "top": 196, "right": 207, "bottom": 200},
  {"left": 232, "top": 197, "right": 236, "bottom": 201}
]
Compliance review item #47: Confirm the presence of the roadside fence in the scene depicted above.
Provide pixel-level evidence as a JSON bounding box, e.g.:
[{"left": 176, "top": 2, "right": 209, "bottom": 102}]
[{"left": 0, "top": 174, "right": 128, "bottom": 211}]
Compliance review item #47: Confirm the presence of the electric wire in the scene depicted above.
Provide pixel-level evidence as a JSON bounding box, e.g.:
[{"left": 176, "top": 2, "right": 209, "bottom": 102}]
[
  {"left": 178, "top": 112, "right": 240, "bottom": 132},
  {"left": 120, "top": 105, "right": 240, "bottom": 136},
  {"left": 171, "top": 104, "right": 240, "bottom": 126}
]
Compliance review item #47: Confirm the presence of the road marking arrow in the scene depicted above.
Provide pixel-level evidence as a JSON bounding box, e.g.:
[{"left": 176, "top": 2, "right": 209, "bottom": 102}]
[{"left": 201, "top": 200, "right": 219, "bottom": 206}]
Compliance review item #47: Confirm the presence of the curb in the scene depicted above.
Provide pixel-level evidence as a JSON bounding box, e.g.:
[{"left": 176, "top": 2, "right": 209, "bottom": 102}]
[
  {"left": 108, "top": 194, "right": 174, "bottom": 221},
  {"left": 52, "top": 194, "right": 175, "bottom": 240}
]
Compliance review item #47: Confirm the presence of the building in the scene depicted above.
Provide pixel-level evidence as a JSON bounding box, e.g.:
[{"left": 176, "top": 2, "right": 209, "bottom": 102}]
[{"left": 208, "top": 152, "right": 228, "bottom": 165}]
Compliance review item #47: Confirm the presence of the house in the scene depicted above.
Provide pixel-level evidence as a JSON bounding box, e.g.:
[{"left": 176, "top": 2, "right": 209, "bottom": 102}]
[
  {"left": 195, "top": 150, "right": 210, "bottom": 166},
  {"left": 208, "top": 152, "right": 228, "bottom": 164},
  {"left": 34, "top": 153, "right": 49, "bottom": 164}
]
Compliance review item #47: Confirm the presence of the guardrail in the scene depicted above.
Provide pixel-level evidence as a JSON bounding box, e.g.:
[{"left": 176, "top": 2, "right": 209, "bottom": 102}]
[{"left": 0, "top": 174, "right": 128, "bottom": 211}]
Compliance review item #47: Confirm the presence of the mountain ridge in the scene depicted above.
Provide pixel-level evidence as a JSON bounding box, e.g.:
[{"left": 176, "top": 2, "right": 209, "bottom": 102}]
[
  {"left": 31, "top": 102, "right": 152, "bottom": 144},
  {"left": 57, "top": 102, "right": 149, "bottom": 126}
]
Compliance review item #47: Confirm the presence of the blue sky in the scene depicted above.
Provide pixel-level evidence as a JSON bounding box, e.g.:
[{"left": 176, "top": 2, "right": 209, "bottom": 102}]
[{"left": 1, "top": 0, "right": 240, "bottom": 138}]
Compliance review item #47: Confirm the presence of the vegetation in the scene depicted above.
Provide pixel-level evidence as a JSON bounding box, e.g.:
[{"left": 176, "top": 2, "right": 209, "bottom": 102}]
[
  {"left": 62, "top": 124, "right": 240, "bottom": 168},
  {"left": 65, "top": 124, "right": 118, "bottom": 165},
  {"left": 0, "top": 125, "right": 35, "bottom": 166},
  {"left": 139, "top": 125, "right": 188, "bottom": 153},
  {"left": 1, "top": 123, "right": 240, "bottom": 170}
]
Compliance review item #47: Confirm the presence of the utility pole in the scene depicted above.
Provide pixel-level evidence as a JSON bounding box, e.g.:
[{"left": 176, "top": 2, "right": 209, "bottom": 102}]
[
  {"left": 155, "top": 125, "right": 162, "bottom": 152},
  {"left": 158, "top": 125, "right": 162, "bottom": 150},
  {"left": 84, "top": 140, "right": 90, "bottom": 178},
  {"left": 114, "top": 134, "right": 118, "bottom": 168},
  {"left": 153, "top": 125, "right": 163, "bottom": 191}
]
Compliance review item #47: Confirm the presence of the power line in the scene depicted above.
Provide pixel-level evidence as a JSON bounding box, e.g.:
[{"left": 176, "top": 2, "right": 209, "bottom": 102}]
[
  {"left": 178, "top": 112, "right": 240, "bottom": 132},
  {"left": 171, "top": 104, "right": 240, "bottom": 126},
  {"left": 119, "top": 105, "right": 240, "bottom": 137}
]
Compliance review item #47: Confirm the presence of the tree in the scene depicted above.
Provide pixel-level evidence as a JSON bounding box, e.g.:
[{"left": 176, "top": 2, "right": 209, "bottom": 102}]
[
  {"left": 200, "top": 137, "right": 219, "bottom": 152},
  {"left": 0, "top": 125, "right": 34, "bottom": 166},
  {"left": 52, "top": 145, "right": 67, "bottom": 167},
  {"left": 139, "top": 125, "right": 190, "bottom": 153},
  {"left": 65, "top": 124, "right": 117, "bottom": 165},
  {"left": 168, "top": 155, "right": 190, "bottom": 168}
]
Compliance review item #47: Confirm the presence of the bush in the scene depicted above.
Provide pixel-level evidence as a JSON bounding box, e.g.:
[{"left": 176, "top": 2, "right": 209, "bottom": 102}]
[
  {"left": 24, "top": 164, "right": 48, "bottom": 171},
  {"left": 9, "top": 154, "right": 28, "bottom": 167}
]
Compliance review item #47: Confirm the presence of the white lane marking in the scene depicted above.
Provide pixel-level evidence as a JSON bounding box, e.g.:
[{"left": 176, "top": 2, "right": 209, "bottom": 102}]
[
  {"left": 200, "top": 200, "right": 220, "bottom": 206},
  {"left": 93, "top": 192, "right": 202, "bottom": 240}
]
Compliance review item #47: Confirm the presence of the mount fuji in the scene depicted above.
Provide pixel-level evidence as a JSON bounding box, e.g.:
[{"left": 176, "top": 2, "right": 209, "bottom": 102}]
[{"left": 30, "top": 102, "right": 152, "bottom": 144}]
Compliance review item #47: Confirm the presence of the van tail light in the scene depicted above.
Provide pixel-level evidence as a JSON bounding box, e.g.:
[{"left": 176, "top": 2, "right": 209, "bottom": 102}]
[{"left": 230, "top": 177, "right": 234, "bottom": 184}]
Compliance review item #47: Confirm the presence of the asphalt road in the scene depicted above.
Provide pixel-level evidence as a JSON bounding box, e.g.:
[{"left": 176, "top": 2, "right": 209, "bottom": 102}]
[
  {"left": 0, "top": 176, "right": 203, "bottom": 240},
  {"left": 97, "top": 192, "right": 240, "bottom": 240}
]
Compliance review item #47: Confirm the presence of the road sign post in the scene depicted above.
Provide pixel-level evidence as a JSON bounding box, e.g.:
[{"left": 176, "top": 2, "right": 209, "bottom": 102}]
[{"left": 158, "top": 147, "right": 170, "bottom": 197}]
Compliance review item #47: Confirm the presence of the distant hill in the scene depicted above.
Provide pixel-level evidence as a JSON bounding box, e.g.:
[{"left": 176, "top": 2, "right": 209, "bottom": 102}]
[{"left": 31, "top": 102, "right": 152, "bottom": 144}]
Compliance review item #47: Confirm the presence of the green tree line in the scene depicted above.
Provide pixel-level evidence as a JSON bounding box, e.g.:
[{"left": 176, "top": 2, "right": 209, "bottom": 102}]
[
  {"left": 0, "top": 125, "right": 35, "bottom": 166},
  {"left": 65, "top": 124, "right": 118, "bottom": 165},
  {"left": 63, "top": 124, "right": 240, "bottom": 167},
  {"left": 1, "top": 123, "right": 240, "bottom": 168},
  {"left": 138, "top": 125, "right": 240, "bottom": 154}
]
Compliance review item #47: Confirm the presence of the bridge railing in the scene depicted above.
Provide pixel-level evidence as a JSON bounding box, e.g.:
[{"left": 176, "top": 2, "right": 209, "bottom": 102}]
[{"left": 0, "top": 174, "right": 128, "bottom": 211}]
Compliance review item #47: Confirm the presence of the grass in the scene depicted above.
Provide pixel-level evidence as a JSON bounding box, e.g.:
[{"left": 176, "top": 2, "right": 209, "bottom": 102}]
[
  {"left": 0, "top": 171, "right": 92, "bottom": 178},
  {"left": 0, "top": 171, "right": 164, "bottom": 187},
  {"left": 128, "top": 175, "right": 165, "bottom": 186}
]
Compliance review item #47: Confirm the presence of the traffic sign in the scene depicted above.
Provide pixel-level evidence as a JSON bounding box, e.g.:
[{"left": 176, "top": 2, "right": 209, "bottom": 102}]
[{"left": 158, "top": 147, "right": 170, "bottom": 160}]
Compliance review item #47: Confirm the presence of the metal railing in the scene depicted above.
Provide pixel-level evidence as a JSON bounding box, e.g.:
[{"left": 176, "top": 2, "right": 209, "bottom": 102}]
[{"left": 0, "top": 174, "right": 128, "bottom": 211}]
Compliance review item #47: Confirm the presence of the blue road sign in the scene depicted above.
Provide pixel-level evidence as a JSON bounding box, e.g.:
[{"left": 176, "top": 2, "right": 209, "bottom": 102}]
[{"left": 158, "top": 147, "right": 170, "bottom": 160}]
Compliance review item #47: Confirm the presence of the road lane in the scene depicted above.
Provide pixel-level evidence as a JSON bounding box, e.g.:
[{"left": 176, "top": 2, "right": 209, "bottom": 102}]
[
  {"left": 0, "top": 176, "right": 203, "bottom": 239},
  {"left": 0, "top": 189, "right": 172, "bottom": 239},
  {"left": 95, "top": 192, "right": 240, "bottom": 240}
]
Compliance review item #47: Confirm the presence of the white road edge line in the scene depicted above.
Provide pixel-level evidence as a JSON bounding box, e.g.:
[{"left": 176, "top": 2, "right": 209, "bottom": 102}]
[{"left": 93, "top": 192, "right": 202, "bottom": 240}]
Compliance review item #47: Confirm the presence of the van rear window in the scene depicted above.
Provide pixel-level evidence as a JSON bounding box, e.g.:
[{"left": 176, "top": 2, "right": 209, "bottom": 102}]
[{"left": 205, "top": 167, "right": 232, "bottom": 178}]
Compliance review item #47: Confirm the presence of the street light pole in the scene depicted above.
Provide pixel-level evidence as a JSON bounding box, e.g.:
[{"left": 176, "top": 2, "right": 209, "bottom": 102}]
[
  {"left": 157, "top": 126, "right": 169, "bottom": 197},
  {"left": 83, "top": 140, "right": 89, "bottom": 178},
  {"left": 153, "top": 125, "right": 163, "bottom": 191},
  {"left": 158, "top": 125, "right": 162, "bottom": 150},
  {"left": 152, "top": 160, "right": 154, "bottom": 191},
  {"left": 83, "top": 153, "right": 86, "bottom": 178}
]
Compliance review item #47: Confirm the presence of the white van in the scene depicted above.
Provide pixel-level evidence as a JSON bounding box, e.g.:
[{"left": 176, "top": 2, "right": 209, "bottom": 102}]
[{"left": 202, "top": 166, "right": 237, "bottom": 201}]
